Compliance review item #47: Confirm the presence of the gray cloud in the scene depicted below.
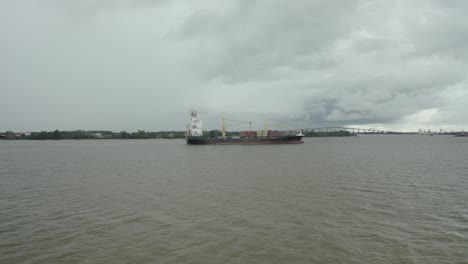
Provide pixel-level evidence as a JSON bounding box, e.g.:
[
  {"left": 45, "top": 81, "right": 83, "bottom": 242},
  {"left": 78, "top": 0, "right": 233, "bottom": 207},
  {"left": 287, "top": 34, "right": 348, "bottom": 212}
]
[
  {"left": 1, "top": 0, "right": 467, "bottom": 132},
  {"left": 174, "top": 0, "right": 359, "bottom": 83}
]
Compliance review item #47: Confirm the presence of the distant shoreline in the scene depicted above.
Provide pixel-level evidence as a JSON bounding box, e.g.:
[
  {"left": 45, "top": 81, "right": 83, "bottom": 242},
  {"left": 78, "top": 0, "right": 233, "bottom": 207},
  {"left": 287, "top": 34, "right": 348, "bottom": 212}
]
[{"left": 2, "top": 129, "right": 463, "bottom": 140}]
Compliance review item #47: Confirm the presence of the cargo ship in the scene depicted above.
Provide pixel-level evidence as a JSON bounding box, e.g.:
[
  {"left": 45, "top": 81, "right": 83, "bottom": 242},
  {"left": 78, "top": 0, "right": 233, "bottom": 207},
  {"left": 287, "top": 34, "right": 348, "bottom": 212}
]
[{"left": 185, "top": 111, "right": 304, "bottom": 145}]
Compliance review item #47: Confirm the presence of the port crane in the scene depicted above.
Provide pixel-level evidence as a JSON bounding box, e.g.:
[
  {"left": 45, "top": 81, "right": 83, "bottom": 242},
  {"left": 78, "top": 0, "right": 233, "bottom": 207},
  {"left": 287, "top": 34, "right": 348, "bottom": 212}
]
[{"left": 222, "top": 118, "right": 252, "bottom": 138}]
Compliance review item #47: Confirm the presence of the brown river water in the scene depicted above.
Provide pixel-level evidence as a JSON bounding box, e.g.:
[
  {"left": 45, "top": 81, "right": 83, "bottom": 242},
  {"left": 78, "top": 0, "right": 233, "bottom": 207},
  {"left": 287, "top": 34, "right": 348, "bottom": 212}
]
[{"left": 1, "top": 136, "right": 467, "bottom": 263}]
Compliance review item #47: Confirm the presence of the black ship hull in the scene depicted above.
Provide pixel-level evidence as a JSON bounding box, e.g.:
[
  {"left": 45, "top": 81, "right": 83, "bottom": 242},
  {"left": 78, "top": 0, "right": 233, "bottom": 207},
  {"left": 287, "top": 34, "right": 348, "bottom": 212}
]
[{"left": 186, "top": 135, "right": 304, "bottom": 145}]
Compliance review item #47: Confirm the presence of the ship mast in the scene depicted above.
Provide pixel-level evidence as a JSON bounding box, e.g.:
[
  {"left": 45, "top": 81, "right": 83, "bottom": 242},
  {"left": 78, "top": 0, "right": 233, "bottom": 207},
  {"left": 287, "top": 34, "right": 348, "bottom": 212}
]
[{"left": 264, "top": 118, "right": 270, "bottom": 134}]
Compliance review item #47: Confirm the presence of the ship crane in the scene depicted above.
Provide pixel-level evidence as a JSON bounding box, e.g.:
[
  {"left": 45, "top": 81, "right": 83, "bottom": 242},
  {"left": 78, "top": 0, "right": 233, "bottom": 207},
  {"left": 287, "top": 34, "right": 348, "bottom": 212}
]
[
  {"left": 222, "top": 118, "right": 252, "bottom": 138},
  {"left": 265, "top": 118, "right": 303, "bottom": 136},
  {"left": 264, "top": 118, "right": 290, "bottom": 133}
]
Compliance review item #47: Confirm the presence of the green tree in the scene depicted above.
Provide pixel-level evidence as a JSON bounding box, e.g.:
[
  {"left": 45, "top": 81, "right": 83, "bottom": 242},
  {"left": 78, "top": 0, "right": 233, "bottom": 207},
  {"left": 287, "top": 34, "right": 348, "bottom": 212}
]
[{"left": 52, "top": 129, "right": 61, "bottom": 139}]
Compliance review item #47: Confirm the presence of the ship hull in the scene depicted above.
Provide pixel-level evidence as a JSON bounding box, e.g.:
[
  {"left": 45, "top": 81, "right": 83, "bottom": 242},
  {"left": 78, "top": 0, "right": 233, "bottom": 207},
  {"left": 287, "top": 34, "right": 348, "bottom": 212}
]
[{"left": 186, "top": 135, "right": 304, "bottom": 145}]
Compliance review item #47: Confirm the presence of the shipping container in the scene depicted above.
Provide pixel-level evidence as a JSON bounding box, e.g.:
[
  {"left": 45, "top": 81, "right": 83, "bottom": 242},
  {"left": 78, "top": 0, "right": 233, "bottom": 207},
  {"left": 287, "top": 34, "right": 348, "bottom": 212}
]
[
  {"left": 268, "top": 130, "right": 281, "bottom": 137},
  {"left": 256, "top": 130, "right": 268, "bottom": 137},
  {"left": 240, "top": 131, "right": 256, "bottom": 137}
]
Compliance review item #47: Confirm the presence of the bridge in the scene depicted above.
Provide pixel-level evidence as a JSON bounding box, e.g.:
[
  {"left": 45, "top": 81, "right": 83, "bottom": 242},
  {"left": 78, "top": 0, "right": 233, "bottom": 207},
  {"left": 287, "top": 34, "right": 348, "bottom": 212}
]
[{"left": 303, "top": 127, "right": 387, "bottom": 134}]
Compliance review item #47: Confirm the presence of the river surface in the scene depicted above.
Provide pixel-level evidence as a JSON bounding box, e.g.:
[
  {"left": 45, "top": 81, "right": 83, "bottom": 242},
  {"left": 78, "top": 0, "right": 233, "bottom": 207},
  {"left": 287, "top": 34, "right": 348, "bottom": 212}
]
[{"left": 1, "top": 136, "right": 468, "bottom": 264}]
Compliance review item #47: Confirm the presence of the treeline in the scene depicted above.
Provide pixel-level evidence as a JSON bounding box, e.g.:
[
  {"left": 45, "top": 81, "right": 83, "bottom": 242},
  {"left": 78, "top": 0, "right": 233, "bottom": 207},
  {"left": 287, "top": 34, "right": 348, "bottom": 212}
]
[{"left": 25, "top": 130, "right": 185, "bottom": 140}]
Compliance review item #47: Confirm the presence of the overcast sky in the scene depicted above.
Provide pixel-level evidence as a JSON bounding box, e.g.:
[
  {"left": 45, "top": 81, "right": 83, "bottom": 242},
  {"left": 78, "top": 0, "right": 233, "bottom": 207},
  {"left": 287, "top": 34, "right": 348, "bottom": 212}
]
[{"left": 2, "top": 0, "right": 468, "bottom": 132}]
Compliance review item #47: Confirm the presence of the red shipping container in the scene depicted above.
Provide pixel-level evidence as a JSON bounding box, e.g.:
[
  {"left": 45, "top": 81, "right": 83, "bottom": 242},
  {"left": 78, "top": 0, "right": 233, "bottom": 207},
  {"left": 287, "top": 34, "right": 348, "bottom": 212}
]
[{"left": 240, "top": 131, "right": 256, "bottom": 137}]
